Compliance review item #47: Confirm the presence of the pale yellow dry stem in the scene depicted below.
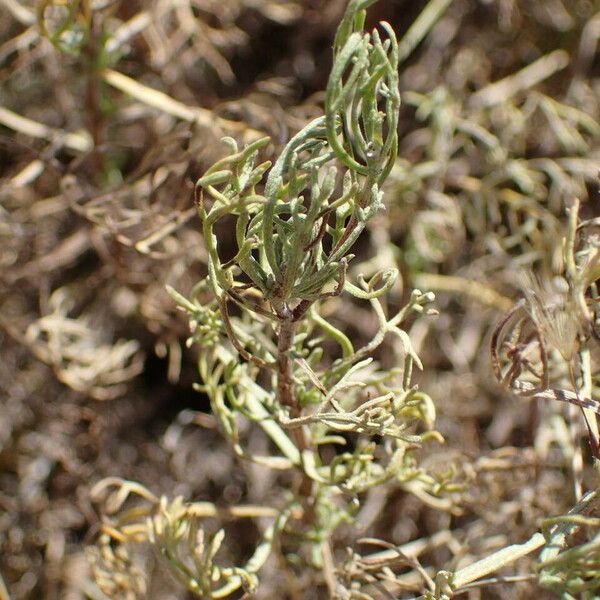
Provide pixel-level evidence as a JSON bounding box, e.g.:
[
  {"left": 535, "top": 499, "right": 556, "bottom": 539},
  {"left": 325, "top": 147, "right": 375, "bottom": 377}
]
[
  {"left": 452, "top": 533, "right": 546, "bottom": 590},
  {"left": 580, "top": 348, "right": 600, "bottom": 455},
  {"left": 9, "top": 159, "right": 45, "bottom": 187},
  {"left": 397, "top": 0, "right": 453, "bottom": 65},
  {"left": 105, "top": 11, "right": 152, "bottom": 54},
  {"left": 470, "top": 49, "right": 570, "bottom": 108},
  {"left": 576, "top": 13, "right": 600, "bottom": 73},
  {"left": 0, "top": 0, "right": 35, "bottom": 25},
  {"left": 0, "top": 105, "right": 92, "bottom": 152},
  {"left": 360, "top": 529, "right": 454, "bottom": 563},
  {"left": 134, "top": 207, "right": 196, "bottom": 254},
  {"left": 8, "top": 229, "right": 91, "bottom": 281},
  {"left": 0, "top": 570, "right": 10, "bottom": 600},
  {"left": 101, "top": 69, "right": 264, "bottom": 140}
]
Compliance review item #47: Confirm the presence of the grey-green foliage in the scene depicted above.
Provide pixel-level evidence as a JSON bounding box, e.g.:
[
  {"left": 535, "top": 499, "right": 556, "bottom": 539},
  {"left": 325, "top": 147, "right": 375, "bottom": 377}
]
[
  {"left": 538, "top": 496, "right": 600, "bottom": 600},
  {"left": 86, "top": 2, "right": 450, "bottom": 598},
  {"left": 156, "top": 0, "right": 444, "bottom": 596},
  {"left": 195, "top": 0, "right": 399, "bottom": 312}
]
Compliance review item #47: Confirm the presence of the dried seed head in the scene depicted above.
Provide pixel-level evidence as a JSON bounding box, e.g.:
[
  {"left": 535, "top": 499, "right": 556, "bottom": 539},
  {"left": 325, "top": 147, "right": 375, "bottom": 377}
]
[{"left": 519, "top": 271, "right": 581, "bottom": 361}]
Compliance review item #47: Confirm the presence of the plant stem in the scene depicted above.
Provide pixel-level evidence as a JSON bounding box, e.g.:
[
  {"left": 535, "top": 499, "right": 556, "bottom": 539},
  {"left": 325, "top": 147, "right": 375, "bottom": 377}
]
[
  {"left": 277, "top": 315, "right": 297, "bottom": 415},
  {"left": 276, "top": 312, "right": 313, "bottom": 499},
  {"left": 451, "top": 533, "right": 545, "bottom": 591},
  {"left": 83, "top": 12, "right": 104, "bottom": 173}
]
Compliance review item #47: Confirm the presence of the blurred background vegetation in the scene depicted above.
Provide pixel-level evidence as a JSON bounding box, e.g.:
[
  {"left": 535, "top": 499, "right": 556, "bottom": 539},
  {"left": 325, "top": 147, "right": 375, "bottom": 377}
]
[{"left": 0, "top": 0, "right": 599, "bottom": 598}]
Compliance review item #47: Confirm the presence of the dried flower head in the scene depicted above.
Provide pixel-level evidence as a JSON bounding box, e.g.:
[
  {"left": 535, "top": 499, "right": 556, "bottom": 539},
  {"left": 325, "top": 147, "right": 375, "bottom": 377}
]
[{"left": 519, "top": 271, "right": 581, "bottom": 361}]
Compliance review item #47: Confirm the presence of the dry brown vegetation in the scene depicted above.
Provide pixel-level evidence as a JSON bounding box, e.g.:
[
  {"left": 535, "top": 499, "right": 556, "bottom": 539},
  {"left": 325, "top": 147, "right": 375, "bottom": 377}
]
[{"left": 1, "top": 1, "right": 600, "bottom": 599}]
